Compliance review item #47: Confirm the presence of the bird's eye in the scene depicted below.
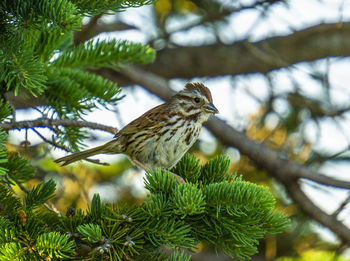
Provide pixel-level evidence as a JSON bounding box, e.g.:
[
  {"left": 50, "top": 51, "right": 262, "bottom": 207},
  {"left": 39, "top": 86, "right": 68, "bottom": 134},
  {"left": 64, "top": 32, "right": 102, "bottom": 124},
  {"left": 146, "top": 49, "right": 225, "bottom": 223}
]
[{"left": 194, "top": 97, "right": 200, "bottom": 103}]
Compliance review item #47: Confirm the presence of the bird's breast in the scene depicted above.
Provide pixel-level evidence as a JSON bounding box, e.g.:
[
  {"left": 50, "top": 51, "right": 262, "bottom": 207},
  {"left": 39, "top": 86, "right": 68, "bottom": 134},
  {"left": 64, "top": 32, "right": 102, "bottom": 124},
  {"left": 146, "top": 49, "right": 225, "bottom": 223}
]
[{"left": 137, "top": 120, "right": 202, "bottom": 169}]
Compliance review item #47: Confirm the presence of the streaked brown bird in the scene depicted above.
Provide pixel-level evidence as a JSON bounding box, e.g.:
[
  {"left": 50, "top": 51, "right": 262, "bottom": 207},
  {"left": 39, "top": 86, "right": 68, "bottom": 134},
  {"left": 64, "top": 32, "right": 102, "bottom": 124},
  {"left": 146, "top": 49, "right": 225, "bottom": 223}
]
[{"left": 55, "top": 82, "right": 218, "bottom": 171}]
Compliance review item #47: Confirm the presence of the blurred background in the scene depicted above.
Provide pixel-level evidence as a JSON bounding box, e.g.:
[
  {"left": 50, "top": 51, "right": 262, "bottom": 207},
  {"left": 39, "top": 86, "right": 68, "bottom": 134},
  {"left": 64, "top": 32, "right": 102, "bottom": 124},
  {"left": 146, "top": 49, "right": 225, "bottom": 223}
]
[{"left": 8, "top": 0, "right": 350, "bottom": 260}]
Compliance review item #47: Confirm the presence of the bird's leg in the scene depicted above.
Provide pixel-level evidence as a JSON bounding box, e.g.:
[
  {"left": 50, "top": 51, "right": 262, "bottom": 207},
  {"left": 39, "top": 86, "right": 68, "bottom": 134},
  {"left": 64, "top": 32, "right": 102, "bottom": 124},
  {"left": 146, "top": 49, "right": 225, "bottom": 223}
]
[
  {"left": 166, "top": 170, "right": 185, "bottom": 184},
  {"left": 131, "top": 158, "right": 185, "bottom": 184},
  {"left": 131, "top": 158, "right": 150, "bottom": 171}
]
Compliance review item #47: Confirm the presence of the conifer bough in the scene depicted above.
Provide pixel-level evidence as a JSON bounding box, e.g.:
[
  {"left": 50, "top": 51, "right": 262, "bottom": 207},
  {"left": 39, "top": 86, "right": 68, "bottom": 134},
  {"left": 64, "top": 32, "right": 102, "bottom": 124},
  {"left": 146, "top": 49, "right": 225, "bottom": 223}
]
[{"left": 0, "top": 154, "right": 290, "bottom": 260}]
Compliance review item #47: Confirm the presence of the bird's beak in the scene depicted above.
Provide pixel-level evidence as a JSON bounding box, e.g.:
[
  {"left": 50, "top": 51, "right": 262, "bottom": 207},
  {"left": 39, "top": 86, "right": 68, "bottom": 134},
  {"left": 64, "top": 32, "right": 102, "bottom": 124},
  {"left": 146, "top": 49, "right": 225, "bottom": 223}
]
[{"left": 204, "top": 103, "right": 219, "bottom": 114}]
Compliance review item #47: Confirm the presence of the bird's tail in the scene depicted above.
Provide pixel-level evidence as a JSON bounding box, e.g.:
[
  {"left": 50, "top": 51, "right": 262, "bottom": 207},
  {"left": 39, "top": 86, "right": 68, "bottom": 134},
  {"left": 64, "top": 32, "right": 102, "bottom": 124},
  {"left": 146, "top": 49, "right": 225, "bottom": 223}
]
[{"left": 55, "top": 142, "right": 114, "bottom": 166}]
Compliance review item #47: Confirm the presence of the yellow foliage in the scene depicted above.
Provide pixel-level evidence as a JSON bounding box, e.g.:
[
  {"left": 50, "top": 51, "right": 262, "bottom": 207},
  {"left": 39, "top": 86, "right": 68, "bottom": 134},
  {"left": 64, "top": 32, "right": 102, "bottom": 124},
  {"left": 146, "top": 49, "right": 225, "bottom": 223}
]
[
  {"left": 245, "top": 106, "right": 315, "bottom": 165},
  {"left": 298, "top": 143, "right": 312, "bottom": 163},
  {"left": 155, "top": 0, "right": 172, "bottom": 16},
  {"left": 175, "top": 0, "right": 197, "bottom": 13},
  {"left": 277, "top": 250, "right": 350, "bottom": 261},
  {"left": 265, "top": 234, "right": 277, "bottom": 260},
  {"left": 155, "top": 0, "right": 197, "bottom": 16},
  {"left": 282, "top": 204, "right": 298, "bottom": 217},
  {"left": 246, "top": 119, "right": 287, "bottom": 148}
]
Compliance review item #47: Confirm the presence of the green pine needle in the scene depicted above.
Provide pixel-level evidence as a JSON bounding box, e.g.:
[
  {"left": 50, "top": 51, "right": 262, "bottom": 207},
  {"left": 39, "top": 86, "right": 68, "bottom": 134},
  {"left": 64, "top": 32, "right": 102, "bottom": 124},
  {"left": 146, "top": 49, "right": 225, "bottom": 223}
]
[
  {"left": 0, "top": 242, "right": 24, "bottom": 261},
  {"left": 144, "top": 169, "right": 180, "bottom": 193},
  {"left": 142, "top": 193, "right": 172, "bottom": 218},
  {"left": 0, "top": 184, "right": 22, "bottom": 218},
  {"left": 54, "top": 125, "right": 89, "bottom": 152},
  {"left": 36, "top": 232, "right": 76, "bottom": 259},
  {"left": 3, "top": 152, "right": 36, "bottom": 183},
  {"left": 172, "top": 183, "right": 206, "bottom": 216},
  {"left": 47, "top": 67, "right": 121, "bottom": 108},
  {"left": 52, "top": 39, "right": 156, "bottom": 69},
  {"left": 0, "top": 153, "right": 290, "bottom": 260},
  {"left": 0, "top": 51, "right": 48, "bottom": 97},
  {"left": 71, "top": 0, "right": 156, "bottom": 15},
  {"left": 200, "top": 155, "right": 231, "bottom": 184},
  {"left": 0, "top": 131, "right": 9, "bottom": 176},
  {"left": 165, "top": 250, "right": 191, "bottom": 261},
  {"left": 77, "top": 223, "right": 102, "bottom": 243},
  {"left": 0, "top": 100, "right": 11, "bottom": 122},
  {"left": 88, "top": 194, "right": 107, "bottom": 221},
  {"left": 144, "top": 218, "right": 195, "bottom": 249},
  {"left": 3, "top": 0, "right": 81, "bottom": 31},
  {"left": 171, "top": 154, "right": 201, "bottom": 183},
  {"left": 0, "top": 218, "right": 17, "bottom": 244},
  {"left": 25, "top": 179, "right": 56, "bottom": 209}
]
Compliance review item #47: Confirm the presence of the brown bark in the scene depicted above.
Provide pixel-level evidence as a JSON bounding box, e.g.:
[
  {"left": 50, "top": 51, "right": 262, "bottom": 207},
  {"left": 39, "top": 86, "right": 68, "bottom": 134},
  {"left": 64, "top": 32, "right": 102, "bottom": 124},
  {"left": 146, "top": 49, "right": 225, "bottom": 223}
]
[
  {"left": 74, "top": 15, "right": 136, "bottom": 45},
  {"left": 139, "top": 22, "right": 350, "bottom": 78}
]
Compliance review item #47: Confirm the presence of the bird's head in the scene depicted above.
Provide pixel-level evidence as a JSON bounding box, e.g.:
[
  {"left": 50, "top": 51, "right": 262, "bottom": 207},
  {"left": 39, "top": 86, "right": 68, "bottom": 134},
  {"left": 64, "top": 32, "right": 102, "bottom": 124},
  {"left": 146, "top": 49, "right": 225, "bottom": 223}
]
[{"left": 173, "top": 82, "right": 219, "bottom": 123}]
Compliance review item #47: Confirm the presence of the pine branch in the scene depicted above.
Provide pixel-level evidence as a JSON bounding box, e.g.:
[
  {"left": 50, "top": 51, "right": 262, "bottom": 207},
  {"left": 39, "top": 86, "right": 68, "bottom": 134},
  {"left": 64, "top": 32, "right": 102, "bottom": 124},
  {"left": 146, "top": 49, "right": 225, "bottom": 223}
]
[
  {"left": 0, "top": 155, "right": 289, "bottom": 260},
  {"left": 3, "top": 152, "right": 35, "bottom": 183},
  {"left": 36, "top": 232, "right": 76, "bottom": 259},
  {"left": 71, "top": 0, "right": 156, "bottom": 15},
  {"left": 15, "top": 180, "right": 61, "bottom": 216},
  {"left": 46, "top": 67, "right": 121, "bottom": 110},
  {"left": 3, "top": 0, "right": 81, "bottom": 31},
  {"left": 0, "top": 51, "right": 48, "bottom": 96},
  {"left": 0, "top": 184, "right": 22, "bottom": 218},
  {"left": 77, "top": 223, "right": 102, "bottom": 243},
  {"left": 165, "top": 251, "right": 191, "bottom": 261},
  {"left": 25, "top": 179, "right": 56, "bottom": 209},
  {"left": 0, "top": 131, "right": 9, "bottom": 176},
  {"left": 0, "top": 218, "right": 17, "bottom": 244},
  {"left": 52, "top": 39, "right": 156, "bottom": 69}
]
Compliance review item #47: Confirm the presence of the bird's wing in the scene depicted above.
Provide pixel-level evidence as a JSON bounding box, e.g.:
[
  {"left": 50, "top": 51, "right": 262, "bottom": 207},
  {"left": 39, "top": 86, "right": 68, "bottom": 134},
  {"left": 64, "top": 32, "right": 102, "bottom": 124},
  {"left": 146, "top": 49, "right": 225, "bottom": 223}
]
[{"left": 117, "top": 103, "right": 166, "bottom": 136}]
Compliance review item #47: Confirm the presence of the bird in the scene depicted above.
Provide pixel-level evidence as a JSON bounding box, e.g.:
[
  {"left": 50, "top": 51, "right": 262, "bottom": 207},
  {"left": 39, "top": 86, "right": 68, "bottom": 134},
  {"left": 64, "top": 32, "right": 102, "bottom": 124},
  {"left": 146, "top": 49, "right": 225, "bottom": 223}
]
[{"left": 55, "top": 82, "right": 218, "bottom": 173}]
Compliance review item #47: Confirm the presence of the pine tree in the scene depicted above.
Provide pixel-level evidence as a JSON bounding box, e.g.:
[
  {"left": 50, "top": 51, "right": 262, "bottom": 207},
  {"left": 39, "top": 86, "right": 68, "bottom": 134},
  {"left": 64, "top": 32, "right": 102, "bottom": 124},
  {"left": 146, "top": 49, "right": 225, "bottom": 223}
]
[{"left": 0, "top": 0, "right": 290, "bottom": 260}]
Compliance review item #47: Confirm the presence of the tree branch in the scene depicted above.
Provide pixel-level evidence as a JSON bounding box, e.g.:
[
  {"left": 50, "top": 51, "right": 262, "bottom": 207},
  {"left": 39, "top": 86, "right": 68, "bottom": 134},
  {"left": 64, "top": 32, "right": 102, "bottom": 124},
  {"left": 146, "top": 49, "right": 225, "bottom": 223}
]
[
  {"left": 74, "top": 14, "right": 136, "bottom": 45},
  {"left": 0, "top": 118, "right": 118, "bottom": 134},
  {"left": 135, "top": 22, "right": 350, "bottom": 79},
  {"left": 120, "top": 66, "right": 350, "bottom": 244},
  {"left": 285, "top": 180, "right": 350, "bottom": 245}
]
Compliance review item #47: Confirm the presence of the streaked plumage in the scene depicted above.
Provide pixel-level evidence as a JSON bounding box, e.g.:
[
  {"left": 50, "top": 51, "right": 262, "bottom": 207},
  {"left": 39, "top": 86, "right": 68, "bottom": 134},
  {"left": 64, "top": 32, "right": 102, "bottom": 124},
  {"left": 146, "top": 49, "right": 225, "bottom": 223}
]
[{"left": 55, "top": 82, "right": 218, "bottom": 169}]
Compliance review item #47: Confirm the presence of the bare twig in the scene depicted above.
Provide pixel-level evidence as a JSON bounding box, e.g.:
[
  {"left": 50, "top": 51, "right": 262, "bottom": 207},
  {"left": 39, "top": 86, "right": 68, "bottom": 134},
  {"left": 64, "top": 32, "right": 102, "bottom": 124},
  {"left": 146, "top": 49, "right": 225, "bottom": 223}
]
[
  {"left": 0, "top": 118, "right": 118, "bottom": 134},
  {"left": 332, "top": 192, "right": 350, "bottom": 217},
  {"left": 31, "top": 129, "right": 110, "bottom": 166},
  {"left": 161, "top": 0, "right": 282, "bottom": 42}
]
